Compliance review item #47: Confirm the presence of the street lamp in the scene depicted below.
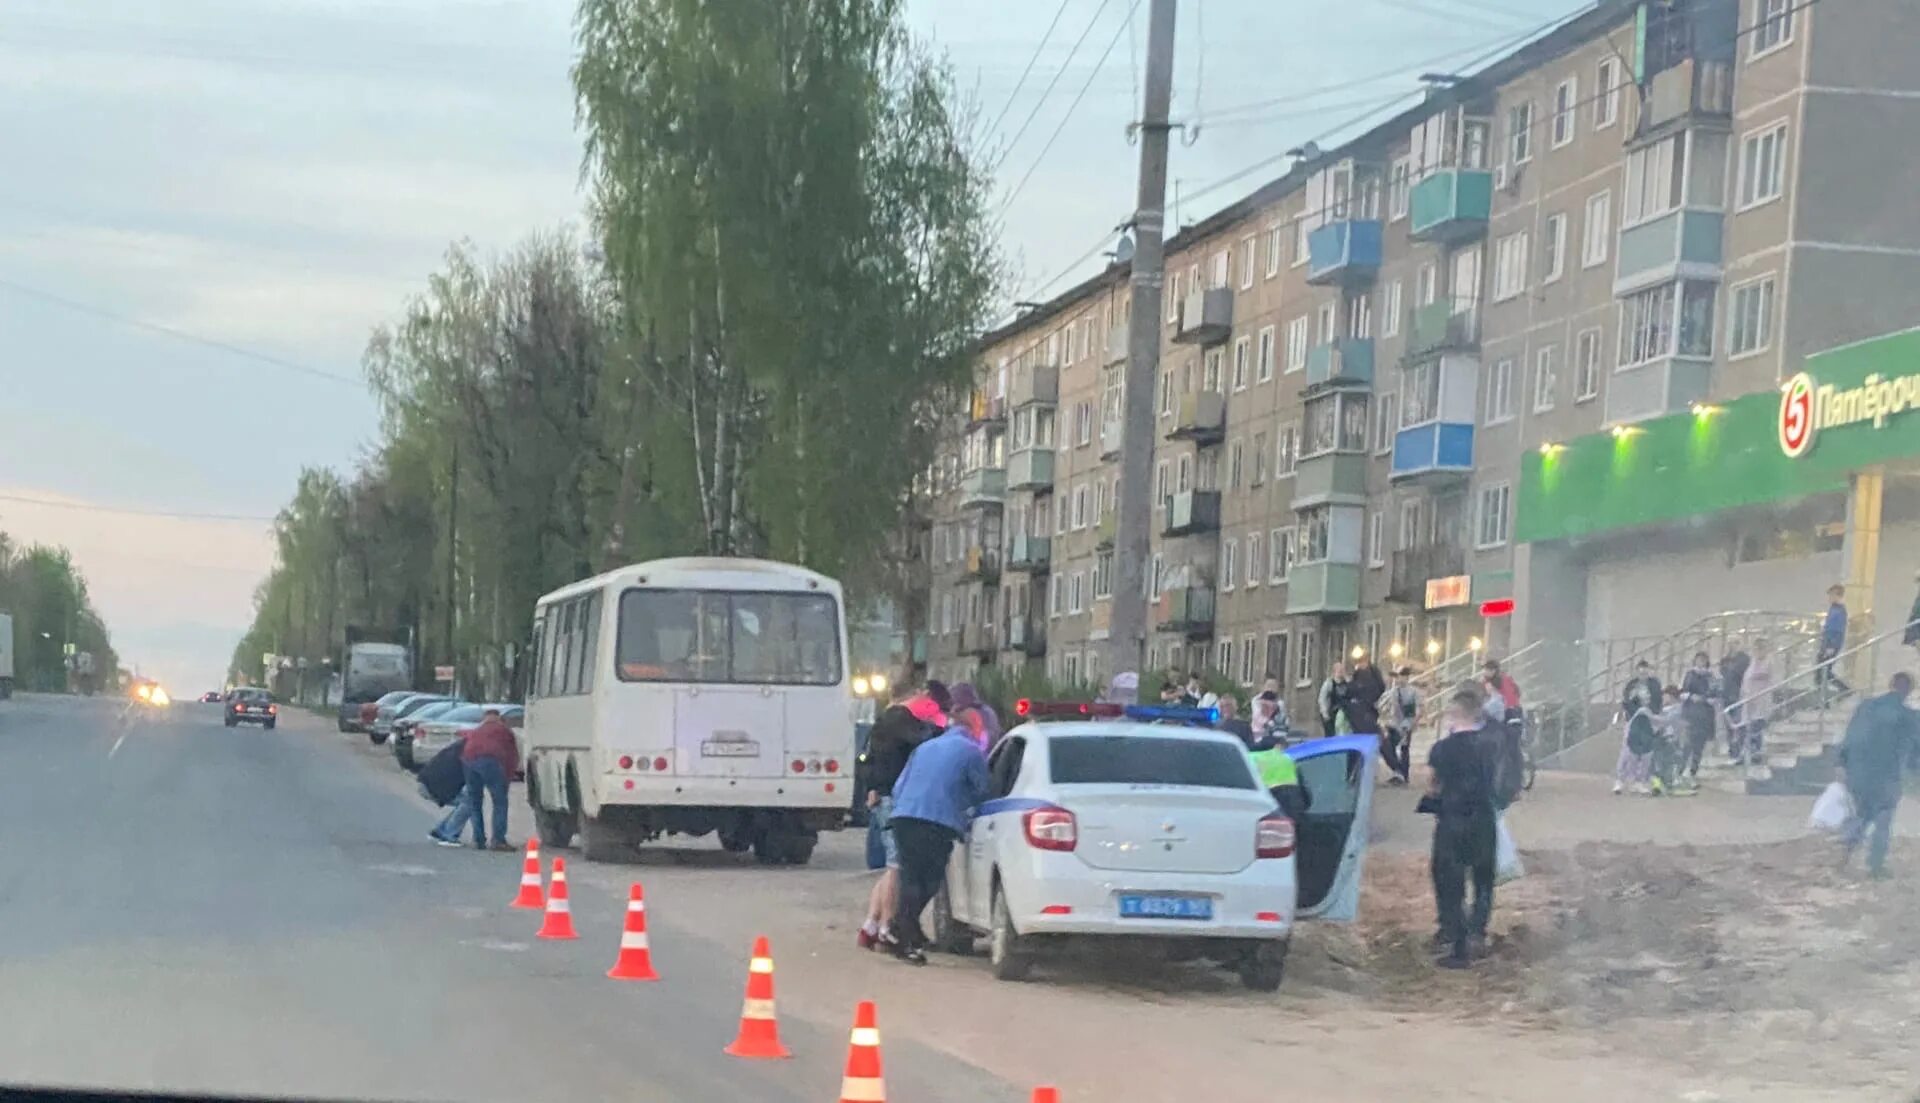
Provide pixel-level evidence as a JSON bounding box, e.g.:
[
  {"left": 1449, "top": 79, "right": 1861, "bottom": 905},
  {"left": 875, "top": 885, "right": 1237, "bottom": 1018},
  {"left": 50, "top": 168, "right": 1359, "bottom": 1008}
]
[
  {"left": 1387, "top": 642, "right": 1405, "bottom": 661},
  {"left": 1469, "top": 636, "right": 1484, "bottom": 653},
  {"left": 1425, "top": 639, "right": 1442, "bottom": 659},
  {"left": 1349, "top": 644, "right": 1366, "bottom": 661}
]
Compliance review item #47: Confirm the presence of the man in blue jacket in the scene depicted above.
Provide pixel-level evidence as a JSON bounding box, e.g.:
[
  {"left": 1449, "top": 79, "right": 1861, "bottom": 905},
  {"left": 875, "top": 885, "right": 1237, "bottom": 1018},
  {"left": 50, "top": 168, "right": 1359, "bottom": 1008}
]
[
  {"left": 886, "top": 722, "right": 991, "bottom": 964},
  {"left": 1819, "top": 583, "right": 1853, "bottom": 706}
]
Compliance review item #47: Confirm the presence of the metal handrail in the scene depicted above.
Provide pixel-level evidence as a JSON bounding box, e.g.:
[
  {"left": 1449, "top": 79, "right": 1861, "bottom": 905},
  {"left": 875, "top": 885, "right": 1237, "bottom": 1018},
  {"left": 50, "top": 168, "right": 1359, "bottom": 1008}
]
[
  {"left": 1722, "top": 614, "right": 1919, "bottom": 722},
  {"left": 1415, "top": 638, "right": 1548, "bottom": 723},
  {"left": 1569, "top": 610, "right": 1822, "bottom": 706}
]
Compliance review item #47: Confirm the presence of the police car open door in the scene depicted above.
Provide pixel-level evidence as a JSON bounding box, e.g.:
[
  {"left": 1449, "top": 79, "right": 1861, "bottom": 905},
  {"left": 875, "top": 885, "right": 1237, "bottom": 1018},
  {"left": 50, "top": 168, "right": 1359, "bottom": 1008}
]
[{"left": 1285, "top": 734, "right": 1378, "bottom": 922}]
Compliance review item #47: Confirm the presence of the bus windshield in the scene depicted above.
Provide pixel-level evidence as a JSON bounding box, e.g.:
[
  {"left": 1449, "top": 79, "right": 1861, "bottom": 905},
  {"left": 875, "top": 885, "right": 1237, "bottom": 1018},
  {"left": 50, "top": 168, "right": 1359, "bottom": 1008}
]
[{"left": 615, "top": 588, "right": 842, "bottom": 686}]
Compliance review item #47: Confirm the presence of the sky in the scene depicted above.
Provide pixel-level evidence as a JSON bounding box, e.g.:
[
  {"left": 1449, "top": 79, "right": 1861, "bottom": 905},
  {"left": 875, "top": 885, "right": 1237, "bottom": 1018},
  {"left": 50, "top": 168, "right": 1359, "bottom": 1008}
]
[{"left": 0, "top": 0, "right": 1578, "bottom": 692}]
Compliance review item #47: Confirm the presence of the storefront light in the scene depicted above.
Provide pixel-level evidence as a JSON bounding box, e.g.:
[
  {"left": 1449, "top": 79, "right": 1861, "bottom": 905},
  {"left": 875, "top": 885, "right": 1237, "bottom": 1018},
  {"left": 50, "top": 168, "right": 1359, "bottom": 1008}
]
[
  {"left": 1690, "top": 402, "right": 1723, "bottom": 418},
  {"left": 1539, "top": 442, "right": 1565, "bottom": 456},
  {"left": 1350, "top": 645, "right": 1366, "bottom": 660}
]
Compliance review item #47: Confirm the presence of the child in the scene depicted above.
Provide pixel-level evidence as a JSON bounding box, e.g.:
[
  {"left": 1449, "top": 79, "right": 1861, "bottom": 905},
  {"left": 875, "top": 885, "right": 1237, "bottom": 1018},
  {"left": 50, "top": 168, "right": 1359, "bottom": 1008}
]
[
  {"left": 1652, "top": 686, "right": 1694, "bottom": 797},
  {"left": 1616, "top": 700, "right": 1658, "bottom": 795}
]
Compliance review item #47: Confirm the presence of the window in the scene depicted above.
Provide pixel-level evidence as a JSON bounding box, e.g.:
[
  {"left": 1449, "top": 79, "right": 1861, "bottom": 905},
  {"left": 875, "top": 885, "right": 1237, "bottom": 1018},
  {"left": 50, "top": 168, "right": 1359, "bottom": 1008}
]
[
  {"left": 1389, "top": 155, "right": 1412, "bottom": 221},
  {"left": 1623, "top": 136, "right": 1682, "bottom": 226},
  {"left": 1485, "top": 358, "right": 1515, "bottom": 424},
  {"left": 1303, "top": 392, "right": 1370, "bottom": 456},
  {"left": 1533, "top": 345, "right": 1558, "bottom": 412},
  {"left": 615, "top": 590, "right": 842, "bottom": 685},
  {"left": 1381, "top": 281, "right": 1402, "bottom": 338},
  {"left": 1155, "top": 460, "right": 1169, "bottom": 504},
  {"left": 1543, "top": 213, "right": 1567, "bottom": 283},
  {"left": 1070, "top": 571, "right": 1085, "bottom": 613},
  {"left": 1246, "top": 531, "right": 1264, "bottom": 588},
  {"left": 1595, "top": 58, "right": 1621, "bottom": 128},
  {"left": 1167, "top": 272, "right": 1182, "bottom": 322},
  {"left": 1507, "top": 102, "right": 1533, "bottom": 165},
  {"left": 1221, "top": 538, "right": 1238, "bottom": 591},
  {"left": 1729, "top": 275, "right": 1777, "bottom": 357},
  {"left": 1364, "top": 621, "right": 1381, "bottom": 662},
  {"left": 1294, "top": 630, "right": 1315, "bottom": 687},
  {"left": 1551, "top": 78, "right": 1577, "bottom": 148},
  {"left": 1256, "top": 325, "right": 1276, "bottom": 382},
  {"left": 1150, "top": 553, "right": 1164, "bottom": 595},
  {"left": 1093, "top": 551, "right": 1113, "bottom": 599},
  {"left": 1075, "top": 401, "right": 1093, "bottom": 445},
  {"left": 1265, "top": 632, "right": 1288, "bottom": 681},
  {"left": 1293, "top": 214, "right": 1309, "bottom": 266},
  {"left": 1618, "top": 280, "right": 1715, "bottom": 367},
  {"left": 1374, "top": 393, "right": 1398, "bottom": 454},
  {"left": 1231, "top": 336, "right": 1251, "bottom": 391},
  {"left": 1402, "top": 360, "right": 1439, "bottom": 425},
  {"left": 1583, "top": 191, "right": 1611, "bottom": 267},
  {"left": 1396, "top": 499, "right": 1420, "bottom": 552},
  {"left": 1228, "top": 438, "right": 1244, "bottom": 490},
  {"left": 1753, "top": 0, "right": 1795, "bottom": 56},
  {"left": 1348, "top": 293, "right": 1372, "bottom": 339},
  {"left": 1574, "top": 327, "right": 1602, "bottom": 401},
  {"left": 1251, "top": 432, "right": 1268, "bottom": 487},
  {"left": 1274, "top": 426, "right": 1298, "bottom": 477},
  {"left": 1264, "top": 224, "right": 1284, "bottom": 278},
  {"left": 1215, "top": 638, "right": 1233, "bottom": 678},
  {"left": 1071, "top": 482, "right": 1088, "bottom": 529},
  {"left": 1176, "top": 453, "right": 1192, "bottom": 493},
  {"left": 1238, "top": 236, "right": 1257, "bottom": 289},
  {"left": 1493, "top": 231, "right": 1529, "bottom": 302},
  {"left": 1738, "top": 123, "right": 1788, "bottom": 209},
  {"left": 1416, "top": 263, "right": 1437, "bottom": 307},
  {"left": 1203, "top": 347, "right": 1223, "bottom": 392},
  {"left": 1210, "top": 250, "right": 1230, "bottom": 289},
  {"left": 1159, "top": 370, "right": 1172, "bottom": 416},
  {"left": 1368, "top": 510, "right": 1385, "bottom": 568},
  {"left": 1299, "top": 506, "right": 1332, "bottom": 563},
  {"left": 1285, "top": 317, "right": 1310, "bottom": 372},
  {"left": 1270, "top": 527, "right": 1295, "bottom": 582},
  {"left": 1316, "top": 301, "right": 1337, "bottom": 344},
  {"left": 1476, "top": 483, "right": 1511, "bottom": 549},
  {"left": 1394, "top": 616, "right": 1415, "bottom": 651}
]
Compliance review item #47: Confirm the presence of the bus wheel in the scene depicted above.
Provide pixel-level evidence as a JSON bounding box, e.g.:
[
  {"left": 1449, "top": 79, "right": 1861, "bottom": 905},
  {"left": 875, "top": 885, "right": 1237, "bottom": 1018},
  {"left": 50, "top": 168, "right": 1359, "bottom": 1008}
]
[
  {"left": 528, "top": 771, "right": 578, "bottom": 849},
  {"left": 718, "top": 827, "right": 753, "bottom": 853},
  {"left": 579, "top": 814, "right": 630, "bottom": 863}
]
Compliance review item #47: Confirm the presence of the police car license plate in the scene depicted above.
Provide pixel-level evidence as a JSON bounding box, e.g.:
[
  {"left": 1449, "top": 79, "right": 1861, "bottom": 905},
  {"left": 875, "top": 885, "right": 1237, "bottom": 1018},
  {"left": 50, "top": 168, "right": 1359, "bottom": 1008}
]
[
  {"left": 701, "top": 738, "right": 760, "bottom": 757},
  {"left": 1118, "top": 895, "right": 1212, "bottom": 920}
]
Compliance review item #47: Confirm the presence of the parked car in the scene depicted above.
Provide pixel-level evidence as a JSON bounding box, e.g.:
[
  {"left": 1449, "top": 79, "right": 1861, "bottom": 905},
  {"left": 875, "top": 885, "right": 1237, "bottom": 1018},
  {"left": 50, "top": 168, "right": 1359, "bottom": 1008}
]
[
  {"left": 370, "top": 693, "right": 450, "bottom": 746},
  {"left": 409, "top": 702, "right": 524, "bottom": 771},
  {"left": 390, "top": 699, "right": 469, "bottom": 771},
  {"left": 224, "top": 688, "right": 278, "bottom": 730},
  {"left": 361, "top": 689, "right": 419, "bottom": 744}
]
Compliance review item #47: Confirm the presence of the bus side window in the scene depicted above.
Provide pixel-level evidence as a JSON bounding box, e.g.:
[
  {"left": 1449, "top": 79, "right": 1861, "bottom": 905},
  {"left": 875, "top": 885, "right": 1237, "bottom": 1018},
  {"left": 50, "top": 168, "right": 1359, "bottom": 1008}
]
[{"left": 526, "top": 618, "right": 544, "bottom": 699}]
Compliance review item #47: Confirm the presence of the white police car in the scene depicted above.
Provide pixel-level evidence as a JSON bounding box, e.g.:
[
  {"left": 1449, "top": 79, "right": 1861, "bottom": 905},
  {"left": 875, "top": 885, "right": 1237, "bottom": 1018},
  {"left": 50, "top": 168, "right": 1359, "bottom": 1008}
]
[{"left": 929, "top": 701, "right": 1376, "bottom": 991}]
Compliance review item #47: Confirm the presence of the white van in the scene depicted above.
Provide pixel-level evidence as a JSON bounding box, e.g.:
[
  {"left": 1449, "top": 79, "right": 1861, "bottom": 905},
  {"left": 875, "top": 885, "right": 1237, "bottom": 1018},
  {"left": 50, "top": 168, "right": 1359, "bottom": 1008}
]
[{"left": 522, "top": 557, "right": 853, "bottom": 864}]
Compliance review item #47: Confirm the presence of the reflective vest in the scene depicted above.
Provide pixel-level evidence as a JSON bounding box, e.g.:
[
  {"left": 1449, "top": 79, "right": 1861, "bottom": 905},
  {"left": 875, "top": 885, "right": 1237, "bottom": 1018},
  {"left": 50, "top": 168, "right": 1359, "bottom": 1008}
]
[{"left": 1248, "top": 746, "right": 1298, "bottom": 790}]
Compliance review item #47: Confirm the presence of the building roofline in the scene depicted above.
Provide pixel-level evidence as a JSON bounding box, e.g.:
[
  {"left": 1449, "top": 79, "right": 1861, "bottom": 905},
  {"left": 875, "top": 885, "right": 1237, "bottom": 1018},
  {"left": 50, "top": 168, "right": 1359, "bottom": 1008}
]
[{"left": 978, "top": 0, "right": 1638, "bottom": 355}]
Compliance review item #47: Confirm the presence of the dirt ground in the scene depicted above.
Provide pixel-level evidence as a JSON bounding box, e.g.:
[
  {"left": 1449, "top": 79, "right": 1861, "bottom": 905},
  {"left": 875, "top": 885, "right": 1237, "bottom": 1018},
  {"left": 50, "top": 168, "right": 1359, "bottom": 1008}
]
[{"left": 327, "top": 714, "right": 1920, "bottom": 1102}]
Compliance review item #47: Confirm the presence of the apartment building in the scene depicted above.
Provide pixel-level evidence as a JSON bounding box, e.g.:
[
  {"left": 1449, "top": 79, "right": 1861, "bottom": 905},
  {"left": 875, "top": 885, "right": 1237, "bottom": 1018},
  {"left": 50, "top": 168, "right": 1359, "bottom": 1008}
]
[{"left": 929, "top": 0, "right": 1920, "bottom": 717}]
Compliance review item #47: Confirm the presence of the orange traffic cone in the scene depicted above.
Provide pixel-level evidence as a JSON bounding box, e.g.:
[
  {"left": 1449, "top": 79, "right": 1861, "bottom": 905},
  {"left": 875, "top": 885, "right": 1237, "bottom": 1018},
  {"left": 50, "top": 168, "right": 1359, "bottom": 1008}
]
[
  {"left": 722, "top": 936, "right": 790, "bottom": 1059},
  {"left": 1031, "top": 1090, "right": 1060, "bottom": 1103},
  {"left": 837, "top": 1000, "right": 885, "bottom": 1103},
  {"left": 510, "top": 839, "right": 545, "bottom": 910},
  {"left": 605, "top": 883, "right": 660, "bottom": 981},
  {"left": 535, "top": 857, "right": 578, "bottom": 940}
]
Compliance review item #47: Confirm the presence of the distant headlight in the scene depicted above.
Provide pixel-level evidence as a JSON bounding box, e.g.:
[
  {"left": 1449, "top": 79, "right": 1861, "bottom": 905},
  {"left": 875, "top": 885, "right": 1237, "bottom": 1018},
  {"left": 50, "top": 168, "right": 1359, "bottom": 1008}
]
[{"left": 148, "top": 687, "right": 171, "bottom": 706}]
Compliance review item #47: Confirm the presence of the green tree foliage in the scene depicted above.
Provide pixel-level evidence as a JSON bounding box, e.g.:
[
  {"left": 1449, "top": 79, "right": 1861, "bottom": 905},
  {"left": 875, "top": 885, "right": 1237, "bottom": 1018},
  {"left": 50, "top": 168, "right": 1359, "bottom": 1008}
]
[
  {"left": 232, "top": 0, "right": 999, "bottom": 700},
  {"left": 0, "top": 534, "right": 119, "bottom": 692}
]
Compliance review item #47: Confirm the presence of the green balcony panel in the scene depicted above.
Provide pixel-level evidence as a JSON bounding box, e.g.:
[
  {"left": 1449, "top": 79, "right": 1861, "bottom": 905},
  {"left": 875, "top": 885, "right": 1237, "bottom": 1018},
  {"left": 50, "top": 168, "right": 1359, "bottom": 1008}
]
[
  {"left": 1284, "top": 561, "right": 1362, "bottom": 615},
  {"left": 1409, "top": 169, "right": 1492, "bottom": 243}
]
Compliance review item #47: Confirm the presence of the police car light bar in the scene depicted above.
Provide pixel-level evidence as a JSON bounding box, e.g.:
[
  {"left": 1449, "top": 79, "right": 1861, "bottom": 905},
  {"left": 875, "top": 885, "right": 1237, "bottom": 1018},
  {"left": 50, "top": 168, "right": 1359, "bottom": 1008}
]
[{"left": 1014, "top": 699, "right": 1220, "bottom": 726}]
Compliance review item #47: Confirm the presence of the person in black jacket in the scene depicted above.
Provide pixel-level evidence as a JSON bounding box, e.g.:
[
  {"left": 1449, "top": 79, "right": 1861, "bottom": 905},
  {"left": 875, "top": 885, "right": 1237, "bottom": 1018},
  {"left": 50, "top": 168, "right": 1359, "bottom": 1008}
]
[
  {"left": 856, "top": 690, "right": 945, "bottom": 950},
  {"left": 1678, "top": 651, "right": 1719, "bottom": 788},
  {"left": 422, "top": 739, "right": 472, "bottom": 844},
  {"left": 1345, "top": 655, "right": 1387, "bottom": 735}
]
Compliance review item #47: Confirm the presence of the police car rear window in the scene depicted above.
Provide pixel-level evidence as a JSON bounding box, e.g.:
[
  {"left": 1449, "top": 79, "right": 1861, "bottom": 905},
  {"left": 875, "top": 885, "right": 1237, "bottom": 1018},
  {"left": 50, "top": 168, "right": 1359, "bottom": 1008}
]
[{"left": 1048, "top": 735, "right": 1257, "bottom": 790}]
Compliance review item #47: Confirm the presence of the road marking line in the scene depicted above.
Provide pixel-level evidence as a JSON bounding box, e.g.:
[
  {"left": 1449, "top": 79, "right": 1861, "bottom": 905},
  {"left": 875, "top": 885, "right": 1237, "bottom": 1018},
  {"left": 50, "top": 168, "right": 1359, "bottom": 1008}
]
[{"left": 108, "top": 731, "right": 129, "bottom": 759}]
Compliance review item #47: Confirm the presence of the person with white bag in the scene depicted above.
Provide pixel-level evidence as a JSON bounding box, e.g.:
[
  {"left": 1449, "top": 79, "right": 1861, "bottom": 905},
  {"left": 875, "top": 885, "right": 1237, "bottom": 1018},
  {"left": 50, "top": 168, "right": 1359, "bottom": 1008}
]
[{"left": 1834, "top": 672, "right": 1918, "bottom": 879}]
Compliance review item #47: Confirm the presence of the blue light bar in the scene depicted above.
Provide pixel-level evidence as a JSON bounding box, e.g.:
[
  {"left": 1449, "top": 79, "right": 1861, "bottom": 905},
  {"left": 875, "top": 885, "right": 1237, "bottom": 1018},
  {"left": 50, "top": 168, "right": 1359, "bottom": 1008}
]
[{"left": 1121, "top": 704, "right": 1220, "bottom": 726}]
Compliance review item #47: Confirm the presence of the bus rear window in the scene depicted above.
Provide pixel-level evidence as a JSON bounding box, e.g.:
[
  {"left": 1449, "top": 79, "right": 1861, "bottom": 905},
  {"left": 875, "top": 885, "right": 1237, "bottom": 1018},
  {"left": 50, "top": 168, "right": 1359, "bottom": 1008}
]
[
  {"left": 1048, "top": 735, "right": 1257, "bottom": 790},
  {"left": 616, "top": 589, "right": 842, "bottom": 686}
]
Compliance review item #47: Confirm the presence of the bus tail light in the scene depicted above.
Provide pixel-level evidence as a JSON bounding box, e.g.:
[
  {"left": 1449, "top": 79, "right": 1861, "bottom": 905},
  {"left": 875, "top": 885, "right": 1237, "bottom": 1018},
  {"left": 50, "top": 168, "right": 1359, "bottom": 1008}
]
[
  {"left": 618, "top": 755, "right": 634, "bottom": 770},
  {"left": 652, "top": 756, "right": 669, "bottom": 772}
]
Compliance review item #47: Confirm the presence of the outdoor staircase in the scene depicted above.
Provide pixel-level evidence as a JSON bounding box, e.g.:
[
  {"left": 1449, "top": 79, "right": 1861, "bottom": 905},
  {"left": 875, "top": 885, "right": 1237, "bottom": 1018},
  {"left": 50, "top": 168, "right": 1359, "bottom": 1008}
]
[{"left": 1692, "top": 701, "right": 1853, "bottom": 796}]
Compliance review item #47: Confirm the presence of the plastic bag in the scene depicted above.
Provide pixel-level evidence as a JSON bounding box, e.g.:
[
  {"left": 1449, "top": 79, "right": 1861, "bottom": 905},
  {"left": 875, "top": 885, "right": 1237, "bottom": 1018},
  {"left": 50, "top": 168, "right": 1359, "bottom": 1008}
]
[
  {"left": 1809, "top": 781, "right": 1853, "bottom": 833},
  {"left": 1495, "top": 813, "right": 1526, "bottom": 884}
]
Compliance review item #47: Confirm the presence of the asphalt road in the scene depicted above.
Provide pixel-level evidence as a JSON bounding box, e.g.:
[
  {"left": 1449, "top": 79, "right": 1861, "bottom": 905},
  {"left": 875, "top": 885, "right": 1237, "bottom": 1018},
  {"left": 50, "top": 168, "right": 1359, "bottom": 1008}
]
[{"left": 0, "top": 694, "right": 1016, "bottom": 1103}]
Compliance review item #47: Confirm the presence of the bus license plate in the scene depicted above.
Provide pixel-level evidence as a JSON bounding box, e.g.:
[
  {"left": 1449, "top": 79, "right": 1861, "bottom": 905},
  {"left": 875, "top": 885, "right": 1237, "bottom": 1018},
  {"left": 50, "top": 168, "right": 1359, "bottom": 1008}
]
[
  {"left": 701, "top": 739, "right": 760, "bottom": 758},
  {"left": 1118, "top": 895, "right": 1212, "bottom": 920}
]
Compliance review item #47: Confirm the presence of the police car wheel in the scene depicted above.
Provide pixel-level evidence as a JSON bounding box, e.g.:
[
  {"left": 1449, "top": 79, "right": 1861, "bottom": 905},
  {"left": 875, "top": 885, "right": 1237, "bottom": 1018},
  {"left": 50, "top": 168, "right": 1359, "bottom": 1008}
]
[
  {"left": 988, "top": 885, "right": 1032, "bottom": 981},
  {"left": 1238, "top": 940, "right": 1288, "bottom": 992},
  {"left": 930, "top": 885, "right": 971, "bottom": 955}
]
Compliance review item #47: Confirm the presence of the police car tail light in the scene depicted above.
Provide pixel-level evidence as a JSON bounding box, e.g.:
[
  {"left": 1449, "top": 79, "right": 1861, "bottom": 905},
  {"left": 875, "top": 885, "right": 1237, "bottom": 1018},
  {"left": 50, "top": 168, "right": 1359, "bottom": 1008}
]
[
  {"left": 1023, "top": 806, "right": 1077, "bottom": 852},
  {"left": 1256, "top": 814, "right": 1296, "bottom": 859},
  {"left": 1015, "top": 699, "right": 1123, "bottom": 720}
]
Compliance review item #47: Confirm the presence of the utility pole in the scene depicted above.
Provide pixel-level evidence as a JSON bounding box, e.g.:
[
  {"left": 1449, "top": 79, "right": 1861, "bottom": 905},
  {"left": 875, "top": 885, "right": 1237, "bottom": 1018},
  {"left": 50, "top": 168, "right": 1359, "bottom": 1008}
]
[
  {"left": 444, "top": 444, "right": 459, "bottom": 678},
  {"left": 1108, "top": 0, "right": 1177, "bottom": 684}
]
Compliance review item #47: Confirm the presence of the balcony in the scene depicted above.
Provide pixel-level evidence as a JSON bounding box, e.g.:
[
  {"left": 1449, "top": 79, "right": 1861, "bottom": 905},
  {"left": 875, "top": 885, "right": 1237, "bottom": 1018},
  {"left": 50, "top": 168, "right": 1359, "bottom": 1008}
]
[
  {"left": 1006, "top": 447, "right": 1055, "bottom": 492},
  {"left": 959, "top": 623, "right": 997, "bottom": 660},
  {"left": 1010, "top": 364, "right": 1058, "bottom": 409},
  {"left": 1305, "top": 337, "right": 1374, "bottom": 392},
  {"left": 1100, "top": 416, "right": 1124, "bottom": 460},
  {"left": 1306, "top": 219, "right": 1384, "bottom": 286},
  {"left": 1156, "top": 586, "right": 1216, "bottom": 638},
  {"left": 1290, "top": 452, "right": 1369, "bottom": 510},
  {"left": 1638, "top": 58, "right": 1732, "bottom": 138},
  {"left": 1172, "top": 288, "right": 1233, "bottom": 346},
  {"left": 1614, "top": 209, "right": 1724, "bottom": 297},
  {"left": 1409, "top": 169, "right": 1492, "bottom": 244},
  {"left": 960, "top": 546, "right": 1001, "bottom": 582},
  {"left": 1165, "top": 391, "right": 1226, "bottom": 444},
  {"left": 1390, "top": 420, "right": 1475, "bottom": 484},
  {"left": 967, "top": 389, "right": 1006, "bottom": 428},
  {"left": 958, "top": 466, "right": 1006, "bottom": 509},
  {"left": 1284, "top": 561, "right": 1361, "bottom": 616},
  {"left": 1406, "top": 301, "right": 1479, "bottom": 362},
  {"left": 1008, "top": 616, "right": 1047, "bottom": 657},
  {"left": 1007, "top": 533, "right": 1051, "bottom": 572},
  {"left": 1106, "top": 321, "right": 1129, "bottom": 365},
  {"left": 1095, "top": 512, "right": 1116, "bottom": 550},
  {"left": 1605, "top": 355, "right": 1713, "bottom": 426},
  {"left": 1388, "top": 542, "right": 1469, "bottom": 605},
  {"left": 1162, "top": 490, "right": 1221, "bottom": 537}
]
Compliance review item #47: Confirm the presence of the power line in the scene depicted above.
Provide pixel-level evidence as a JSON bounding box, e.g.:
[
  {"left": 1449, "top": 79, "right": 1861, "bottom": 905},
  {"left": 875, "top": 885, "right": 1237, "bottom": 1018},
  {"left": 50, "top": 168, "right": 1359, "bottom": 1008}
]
[
  {"left": 999, "top": 0, "right": 1144, "bottom": 216},
  {"left": 991, "top": 0, "right": 1117, "bottom": 173},
  {"left": 0, "top": 492, "right": 277, "bottom": 524},
  {"left": 983, "top": 0, "right": 1076, "bottom": 141},
  {"left": 0, "top": 274, "right": 361, "bottom": 387}
]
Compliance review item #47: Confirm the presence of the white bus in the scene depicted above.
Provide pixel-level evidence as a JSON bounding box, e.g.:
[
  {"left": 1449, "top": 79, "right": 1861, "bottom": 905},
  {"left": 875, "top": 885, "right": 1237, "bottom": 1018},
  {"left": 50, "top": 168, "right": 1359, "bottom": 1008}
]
[{"left": 522, "top": 557, "right": 853, "bottom": 864}]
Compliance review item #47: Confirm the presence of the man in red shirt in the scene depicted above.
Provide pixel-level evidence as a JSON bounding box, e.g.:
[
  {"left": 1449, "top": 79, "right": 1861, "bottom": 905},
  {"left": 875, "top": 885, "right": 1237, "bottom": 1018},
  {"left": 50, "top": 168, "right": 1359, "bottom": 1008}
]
[{"left": 449, "top": 708, "right": 519, "bottom": 852}]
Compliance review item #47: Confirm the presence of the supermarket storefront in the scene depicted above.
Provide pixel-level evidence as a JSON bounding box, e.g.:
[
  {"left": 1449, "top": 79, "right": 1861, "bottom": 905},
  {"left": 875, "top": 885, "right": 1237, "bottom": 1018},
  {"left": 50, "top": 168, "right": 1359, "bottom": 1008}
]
[{"left": 1510, "top": 327, "right": 1920, "bottom": 667}]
